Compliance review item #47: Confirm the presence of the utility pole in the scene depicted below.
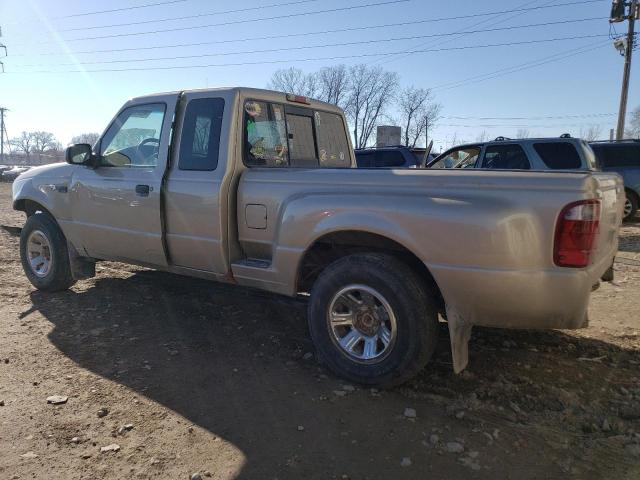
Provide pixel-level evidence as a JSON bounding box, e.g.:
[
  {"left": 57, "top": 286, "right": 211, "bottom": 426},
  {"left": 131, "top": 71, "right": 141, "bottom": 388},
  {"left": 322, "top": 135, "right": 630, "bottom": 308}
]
[
  {"left": 612, "top": 0, "right": 638, "bottom": 139},
  {"left": 0, "top": 107, "right": 9, "bottom": 162}
]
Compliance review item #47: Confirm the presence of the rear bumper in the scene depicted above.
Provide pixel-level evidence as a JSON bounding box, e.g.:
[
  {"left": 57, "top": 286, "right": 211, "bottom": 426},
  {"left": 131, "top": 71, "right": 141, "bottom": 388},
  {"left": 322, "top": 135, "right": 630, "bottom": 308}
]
[{"left": 429, "top": 252, "right": 615, "bottom": 331}]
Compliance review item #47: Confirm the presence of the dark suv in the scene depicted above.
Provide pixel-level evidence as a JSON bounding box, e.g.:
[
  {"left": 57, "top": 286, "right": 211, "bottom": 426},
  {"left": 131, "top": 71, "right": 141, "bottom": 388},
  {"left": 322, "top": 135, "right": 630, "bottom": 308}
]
[
  {"left": 590, "top": 140, "right": 640, "bottom": 221},
  {"left": 355, "top": 146, "right": 438, "bottom": 168}
]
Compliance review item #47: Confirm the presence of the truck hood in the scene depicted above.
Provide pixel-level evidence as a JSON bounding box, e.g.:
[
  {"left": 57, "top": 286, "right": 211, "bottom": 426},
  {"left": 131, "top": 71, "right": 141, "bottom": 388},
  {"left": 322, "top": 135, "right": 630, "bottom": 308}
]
[{"left": 15, "top": 162, "right": 75, "bottom": 182}]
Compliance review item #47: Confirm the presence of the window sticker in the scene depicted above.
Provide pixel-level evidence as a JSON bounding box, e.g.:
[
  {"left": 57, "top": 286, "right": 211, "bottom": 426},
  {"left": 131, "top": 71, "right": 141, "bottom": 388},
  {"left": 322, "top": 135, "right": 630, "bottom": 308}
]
[{"left": 244, "top": 101, "right": 262, "bottom": 117}]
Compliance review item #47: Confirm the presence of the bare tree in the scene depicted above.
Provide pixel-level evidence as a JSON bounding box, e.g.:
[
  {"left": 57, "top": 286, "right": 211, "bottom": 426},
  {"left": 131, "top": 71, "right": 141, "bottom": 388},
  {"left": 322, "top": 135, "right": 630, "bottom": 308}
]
[
  {"left": 476, "top": 130, "right": 489, "bottom": 142},
  {"left": 579, "top": 125, "right": 603, "bottom": 142},
  {"left": 516, "top": 129, "right": 530, "bottom": 139},
  {"left": 346, "top": 64, "right": 399, "bottom": 148},
  {"left": 398, "top": 86, "right": 441, "bottom": 148},
  {"left": 31, "top": 131, "right": 60, "bottom": 153},
  {"left": 267, "top": 67, "right": 317, "bottom": 98},
  {"left": 72, "top": 133, "right": 100, "bottom": 146},
  {"left": 10, "top": 131, "right": 34, "bottom": 157},
  {"left": 317, "top": 65, "right": 350, "bottom": 108},
  {"left": 625, "top": 106, "right": 640, "bottom": 138}
]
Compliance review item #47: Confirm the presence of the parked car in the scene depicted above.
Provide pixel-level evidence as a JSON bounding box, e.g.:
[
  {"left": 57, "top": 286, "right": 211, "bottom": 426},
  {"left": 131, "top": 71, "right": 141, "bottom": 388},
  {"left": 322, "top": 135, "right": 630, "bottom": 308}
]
[
  {"left": 12, "top": 88, "right": 624, "bottom": 386},
  {"left": 427, "top": 135, "right": 597, "bottom": 171},
  {"left": 589, "top": 140, "right": 640, "bottom": 221},
  {"left": 2, "top": 166, "right": 30, "bottom": 181},
  {"left": 355, "top": 145, "right": 438, "bottom": 168}
]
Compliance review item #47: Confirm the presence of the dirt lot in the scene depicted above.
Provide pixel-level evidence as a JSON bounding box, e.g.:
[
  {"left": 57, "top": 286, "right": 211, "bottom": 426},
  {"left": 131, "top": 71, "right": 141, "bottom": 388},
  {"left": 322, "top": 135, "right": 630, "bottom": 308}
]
[{"left": 0, "top": 182, "right": 639, "bottom": 480}]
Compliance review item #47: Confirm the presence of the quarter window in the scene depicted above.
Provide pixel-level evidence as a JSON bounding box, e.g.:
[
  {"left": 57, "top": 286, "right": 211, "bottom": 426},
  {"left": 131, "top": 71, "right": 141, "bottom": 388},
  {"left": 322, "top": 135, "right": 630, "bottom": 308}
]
[
  {"left": 100, "top": 103, "right": 166, "bottom": 168},
  {"left": 533, "top": 142, "right": 581, "bottom": 169},
  {"left": 179, "top": 98, "right": 224, "bottom": 171}
]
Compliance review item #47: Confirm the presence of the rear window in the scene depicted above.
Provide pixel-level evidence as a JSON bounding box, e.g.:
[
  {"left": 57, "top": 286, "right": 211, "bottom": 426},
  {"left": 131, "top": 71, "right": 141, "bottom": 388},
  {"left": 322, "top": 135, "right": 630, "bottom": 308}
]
[
  {"left": 591, "top": 144, "right": 640, "bottom": 168},
  {"left": 243, "top": 100, "right": 350, "bottom": 168},
  {"left": 315, "top": 111, "right": 350, "bottom": 168},
  {"left": 375, "top": 150, "right": 405, "bottom": 167},
  {"left": 533, "top": 142, "right": 582, "bottom": 169}
]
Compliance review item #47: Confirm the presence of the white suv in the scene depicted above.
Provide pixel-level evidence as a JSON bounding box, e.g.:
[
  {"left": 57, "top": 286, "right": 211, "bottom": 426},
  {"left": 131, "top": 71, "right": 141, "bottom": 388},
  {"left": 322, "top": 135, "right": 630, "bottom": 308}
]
[{"left": 427, "top": 135, "right": 597, "bottom": 171}]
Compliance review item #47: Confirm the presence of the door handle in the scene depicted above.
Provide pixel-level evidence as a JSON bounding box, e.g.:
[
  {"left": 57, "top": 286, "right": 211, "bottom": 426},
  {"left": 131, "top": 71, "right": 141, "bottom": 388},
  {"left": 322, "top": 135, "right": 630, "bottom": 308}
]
[{"left": 135, "top": 184, "right": 151, "bottom": 196}]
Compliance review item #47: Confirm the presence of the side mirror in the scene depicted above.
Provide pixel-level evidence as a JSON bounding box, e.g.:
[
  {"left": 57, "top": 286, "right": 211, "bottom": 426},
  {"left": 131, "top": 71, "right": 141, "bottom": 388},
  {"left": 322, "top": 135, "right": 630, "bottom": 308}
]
[{"left": 66, "top": 143, "right": 93, "bottom": 166}]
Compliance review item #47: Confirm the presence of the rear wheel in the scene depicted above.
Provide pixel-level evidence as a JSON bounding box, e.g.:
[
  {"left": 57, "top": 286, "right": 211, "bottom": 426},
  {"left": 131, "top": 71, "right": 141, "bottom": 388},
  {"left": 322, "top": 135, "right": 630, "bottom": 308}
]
[
  {"left": 308, "top": 253, "right": 439, "bottom": 387},
  {"left": 20, "top": 213, "right": 76, "bottom": 291},
  {"left": 623, "top": 190, "right": 638, "bottom": 222}
]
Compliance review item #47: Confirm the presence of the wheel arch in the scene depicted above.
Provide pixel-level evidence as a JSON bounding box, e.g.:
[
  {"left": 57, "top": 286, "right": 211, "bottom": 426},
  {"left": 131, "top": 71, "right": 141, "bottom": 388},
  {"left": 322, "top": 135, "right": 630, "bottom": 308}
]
[
  {"left": 624, "top": 187, "right": 639, "bottom": 203},
  {"left": 14, "top": 198, "right": 55, "bottom": 218},
  {"left": 296, "top": 229, "right": 444, "bottom": 311}
]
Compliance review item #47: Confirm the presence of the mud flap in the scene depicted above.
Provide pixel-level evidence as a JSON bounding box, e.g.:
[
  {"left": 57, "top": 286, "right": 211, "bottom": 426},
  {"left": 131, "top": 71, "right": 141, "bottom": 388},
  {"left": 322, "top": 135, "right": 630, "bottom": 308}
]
[
  {"left": 68, "top": 242, "right": 96, "bottom": 280},
  {"left": 446, "top": 305, "right": 472, "bottom": 374}
]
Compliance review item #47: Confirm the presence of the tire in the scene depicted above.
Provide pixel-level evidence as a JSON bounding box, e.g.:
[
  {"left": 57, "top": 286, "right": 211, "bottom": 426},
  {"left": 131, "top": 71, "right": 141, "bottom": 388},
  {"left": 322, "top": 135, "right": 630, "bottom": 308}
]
[
  {"left": 623, "top": 190, "right": 638, "bottom": 222},
  {"left": 308, "top": 253, "right": 439, "bottom": 388},
  {"left": 20, "top": 213, "right": 76, "bottom": 292}
]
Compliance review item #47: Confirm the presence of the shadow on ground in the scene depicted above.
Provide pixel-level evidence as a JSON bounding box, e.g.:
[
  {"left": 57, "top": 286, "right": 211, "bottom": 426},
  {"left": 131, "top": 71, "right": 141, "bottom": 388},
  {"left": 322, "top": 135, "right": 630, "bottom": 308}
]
[{"left": 21, "top": 270, "right": 640, "bottom": 479}]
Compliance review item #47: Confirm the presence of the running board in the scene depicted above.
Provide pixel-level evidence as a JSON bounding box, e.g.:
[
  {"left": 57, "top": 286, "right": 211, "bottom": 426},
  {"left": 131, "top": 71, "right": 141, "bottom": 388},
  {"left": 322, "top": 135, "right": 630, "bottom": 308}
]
[{"left": 233, "top": 258, "right": 271, "bottom": 269}]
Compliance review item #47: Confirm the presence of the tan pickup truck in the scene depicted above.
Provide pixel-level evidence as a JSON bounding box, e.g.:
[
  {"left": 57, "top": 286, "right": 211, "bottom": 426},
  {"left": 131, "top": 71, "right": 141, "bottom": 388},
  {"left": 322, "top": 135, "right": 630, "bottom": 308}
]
[{"left": 12, "top": 87, "right": 624, "bottom": 386}]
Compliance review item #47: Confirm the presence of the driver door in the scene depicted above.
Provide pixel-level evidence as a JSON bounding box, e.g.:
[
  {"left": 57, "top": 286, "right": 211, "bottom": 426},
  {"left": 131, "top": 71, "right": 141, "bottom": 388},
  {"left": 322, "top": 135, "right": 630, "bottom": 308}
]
[{"left": 69, "top": 96, "right": 177, "bottom": 266}]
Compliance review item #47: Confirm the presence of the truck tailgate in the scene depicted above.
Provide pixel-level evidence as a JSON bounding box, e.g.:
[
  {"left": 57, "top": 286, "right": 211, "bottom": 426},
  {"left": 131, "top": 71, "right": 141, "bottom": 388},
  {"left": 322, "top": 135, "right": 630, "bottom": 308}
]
[{"left": 589, "top": 172, "right": 625, "bottom": 277}]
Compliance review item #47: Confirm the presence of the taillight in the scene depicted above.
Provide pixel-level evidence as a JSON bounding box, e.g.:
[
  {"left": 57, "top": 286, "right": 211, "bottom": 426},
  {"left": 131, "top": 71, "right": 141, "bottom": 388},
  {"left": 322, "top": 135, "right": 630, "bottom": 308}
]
[
  {"left": 554, "top": 200, "right": 601, "bottom": 268},
  {"left": 286, "top": 93, "right": 310, "bottom": 104}
]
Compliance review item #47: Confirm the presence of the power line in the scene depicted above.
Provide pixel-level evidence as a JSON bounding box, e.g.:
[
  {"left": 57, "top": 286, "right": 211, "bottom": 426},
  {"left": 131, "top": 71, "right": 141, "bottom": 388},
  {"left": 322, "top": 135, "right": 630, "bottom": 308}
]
[
  {"left": 439, "top": 125, "right": 610, "bottom": 128},
  {"left": 374, "top": 0, "right": 556, "bottom": 66},
  {"left": 11, "top": 17, "right": 606, "bottom": 68},
  {"left": 58, "top": 0, "right": 604, "bottom": 32},
  {"left": 6, "top": 34, "right": 609, "bottom": 74},
  {"left": 431, "top": 40, "right": 609, "bottom": 91},
  {"left": 443, "top": 113, "right": 618, "bottom": 120},
  {"left": 18, "top": 0, "right": 411, "bottom": 44},
  {"left": 8, "top": 0, "right": 608, "bottom": 54},
  {"left": 60, "top": 0, "right": 323, "bottom": 32},
  {"left": 57, "top": 0, "right": 187, "bottom": 19}
]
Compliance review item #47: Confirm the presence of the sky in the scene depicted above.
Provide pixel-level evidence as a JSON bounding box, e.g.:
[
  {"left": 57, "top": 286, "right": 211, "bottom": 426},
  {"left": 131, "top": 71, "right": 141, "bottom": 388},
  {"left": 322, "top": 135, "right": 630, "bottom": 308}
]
[{"left": 0, "top": 0, "right": 638, "bottom": 153}]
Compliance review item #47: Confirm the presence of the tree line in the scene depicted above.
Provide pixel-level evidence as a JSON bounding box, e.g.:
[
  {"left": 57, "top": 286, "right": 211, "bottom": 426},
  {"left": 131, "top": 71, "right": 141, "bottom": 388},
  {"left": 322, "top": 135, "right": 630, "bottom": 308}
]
[
  {"left": 8, "top": 132, "right": 100, "bottom": 159},
  {"left": 267, "top": 64, "right": 442, "bottom": 149}
]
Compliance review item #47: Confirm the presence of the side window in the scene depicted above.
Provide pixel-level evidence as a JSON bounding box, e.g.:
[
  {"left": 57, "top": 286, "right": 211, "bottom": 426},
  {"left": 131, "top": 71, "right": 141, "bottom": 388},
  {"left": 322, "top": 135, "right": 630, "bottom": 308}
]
[
  {"left": 244, "top": 101, "right": 289, "bottom": 167},
  {"left": 483, "top": 144, "right": 530, "bottom": 169},
  {"left": 595, "top": 145, "right": 640, "bottom": 167},
  {"left": 375, "top": 151, "right": 405, "bottom": 167},
  {"left": 178, "top": 98, "right": 224, "bottom": 171},
  {"left": 287, "top": 113, "right": 317, "bottom": 166},
  {"left": 430, "top": 147, "right": 480, "bottom": 169},
  {"left": 100, "top": 103, "right": 166, "bottom": 168},
  {"left": 533, "top": 142, "right": 581, "bottom": 169},
  {"left": 315, "top": 111, "right": 350, "bottom": 168}
]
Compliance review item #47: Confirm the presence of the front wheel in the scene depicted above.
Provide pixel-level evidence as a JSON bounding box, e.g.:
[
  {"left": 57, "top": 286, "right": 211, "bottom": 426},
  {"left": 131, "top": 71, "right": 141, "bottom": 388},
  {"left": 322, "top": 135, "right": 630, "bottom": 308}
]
[
  {"left": 20, "top": 213, "right": 76, "bottom": 291},
  {"left": 308, "top": 253, "right": 439, "bottom": 387}
]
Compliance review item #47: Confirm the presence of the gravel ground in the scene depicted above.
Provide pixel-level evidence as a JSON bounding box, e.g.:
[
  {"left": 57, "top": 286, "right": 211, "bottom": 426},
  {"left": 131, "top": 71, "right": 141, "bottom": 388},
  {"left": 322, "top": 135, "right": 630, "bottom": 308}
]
[{"left": 0, "top": 181, "right": 639, "bottom": 480}]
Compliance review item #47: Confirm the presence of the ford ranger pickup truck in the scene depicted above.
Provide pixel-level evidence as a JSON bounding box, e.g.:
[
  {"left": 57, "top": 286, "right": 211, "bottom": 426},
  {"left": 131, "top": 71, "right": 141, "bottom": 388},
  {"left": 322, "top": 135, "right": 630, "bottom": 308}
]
[{"left": 12, "top": 87, "right": 625, "bottom": 387}]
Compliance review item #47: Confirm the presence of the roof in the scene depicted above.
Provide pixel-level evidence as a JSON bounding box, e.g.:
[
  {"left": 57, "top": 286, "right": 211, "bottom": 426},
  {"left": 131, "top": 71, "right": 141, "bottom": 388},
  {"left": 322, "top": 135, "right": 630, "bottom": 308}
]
[{"left": 129, "top": 87, "right": 344, "bottom": 114}]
